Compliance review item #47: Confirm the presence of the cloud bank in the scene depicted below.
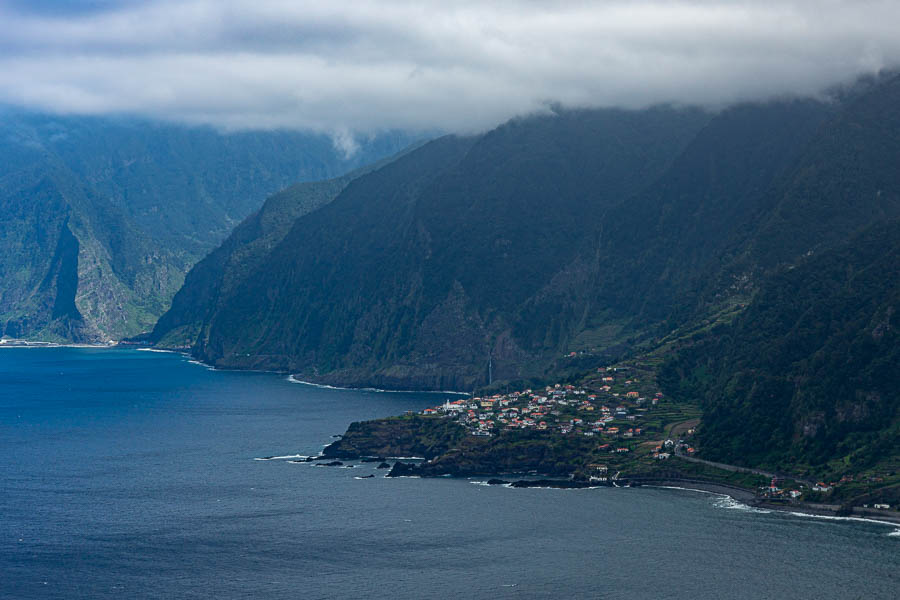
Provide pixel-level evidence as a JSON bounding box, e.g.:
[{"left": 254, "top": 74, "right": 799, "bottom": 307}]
[{"left": 1, "top": 1, "right": 899, "bottom": 135}]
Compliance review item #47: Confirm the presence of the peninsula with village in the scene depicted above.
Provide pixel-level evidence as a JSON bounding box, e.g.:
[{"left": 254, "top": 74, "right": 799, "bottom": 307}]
[{"left": 322, "top": 361, "right": 900, "bottom": 524}]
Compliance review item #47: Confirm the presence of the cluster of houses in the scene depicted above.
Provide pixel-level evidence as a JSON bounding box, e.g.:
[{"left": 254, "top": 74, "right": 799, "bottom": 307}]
[
  {"left": 421, "top": 377, "right": 664, "bottom": 444},
  {"left": 649, "top": 438, "right": 696, "bottom": 460},
  {"left": 757, "top": 478, "right": 804, "bottom": 501}
]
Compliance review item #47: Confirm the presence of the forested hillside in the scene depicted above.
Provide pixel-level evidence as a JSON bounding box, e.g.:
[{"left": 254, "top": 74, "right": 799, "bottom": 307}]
[
  {"left": 151, "top": 147, "right": 423, "bottom": 348},
  {"left": 157, "top": 107, "right": 712, "bottom": 389},
  {"left": 0, "top": 114, "right": 413, "bottom": 341},
  {"left": 660, "top": 220, "right": 899, "bottom": 476},
  {"left": 151, "top": 72, "right": 900, "bottom": 475}
]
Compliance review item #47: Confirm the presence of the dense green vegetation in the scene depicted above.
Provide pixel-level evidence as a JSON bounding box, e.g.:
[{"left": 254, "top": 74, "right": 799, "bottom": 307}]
[
  {"left": 151, "top": 149, "right": 420, "bottom": 347},
  {"left": 660, "top": 220, "right": 900, "bottom": 479},
  {"left": 160, "top": 75, "right": 897, "bottom": 386},
  {"left": 151, "top": 72, "right": 900, "bottom": 484},
  {"left": 652, "top": 74, "right": 900, "bottom": 483},
  {"left": 0, "top": 113, "right": 413, "bottom": 341},
  {"left": 163, "top": 107, "right": 712, "bottom": 387}
]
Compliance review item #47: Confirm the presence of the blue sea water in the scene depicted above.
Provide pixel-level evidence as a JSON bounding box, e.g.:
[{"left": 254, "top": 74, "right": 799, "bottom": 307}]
[{"left": 1, "top": 347, "right": 897, "bottom": 599}]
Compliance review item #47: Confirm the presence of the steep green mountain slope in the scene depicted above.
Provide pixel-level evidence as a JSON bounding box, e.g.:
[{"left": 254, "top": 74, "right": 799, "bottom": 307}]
[
  {"left": 660, "top": 219, "right": 899, "bottom": 478},
  {"left": 591, "top": 99, "right": 835, "bottom": 327},
  {"left": 742, "top": 73, "right": 900, "bottom": 267},
  {"left": 162, "top": 107, "right": 714, "bottom": 387},
  {"left": 652, "top": 75, "right": 900, "bottom": 478},
  {"left": 152, "top": 73, "right": 900, "bottom": 485},
  {"left": 0, "top": 114, "right": 414, "bottom": 341},
  {"left": 158, "top": 75, "right": 899, "bottom": 396},
  {"left": 151, "top": 148, "right": 423, "bottom": 348},
  {"left": 0, "top": 164, "right": 182, "bottom": 341},
  {"left": 163, "top": 97, "right": 848, "bottom": 387}
]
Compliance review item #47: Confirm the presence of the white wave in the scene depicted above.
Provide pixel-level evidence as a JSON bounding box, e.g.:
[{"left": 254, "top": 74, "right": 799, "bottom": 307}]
[
  {"left": 656, "top": 485, "right": 900, "bottom": 530},
  {"left": 253, "top": 454, "right": 308, "bottom": 461},
  {"left": 286, "top": 376, "right": 345, "bottom": 390},
  {"left": 652, "top": 485, "right": 721, "bottom": 496},
  {"left": 713, "top": 496, "right": 772, "bottom": 514},
  {"left": 136, "top": 348, "right": 176, "bottom": 353},
  {"left": 354, "top": 476, "right": 376, "bottom": 480},
  {"left": 784, "top": 511, "right": 900, "bottom": 530},
  {"left": 286, "top": 375, "right": 468, "bottom": 395},
  {"left": 387, "top": 456, "right": 425, "bottom": 460},
  {"left": 649, "top": 485, "right": 769, "bottom": 512},
  {"left": 474, "top": 481, "right": 514, "bottom": 488},
  {"left": 186, "top": 359, "right": 216, "bottom": 370},
  {"left": 1, "top": 341, "right": 116, "bottom": 349}
]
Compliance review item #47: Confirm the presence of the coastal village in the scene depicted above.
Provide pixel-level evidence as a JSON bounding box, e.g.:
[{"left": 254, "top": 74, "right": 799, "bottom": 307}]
[
  {"left": 412, "top": 365, "right": 878, "bottom": 504},
  {"left": 419, "top": 366, "right": 699, "bottom": 467},
  {"left": 323, "top": 359, "right": 896, "bottom": 512}
]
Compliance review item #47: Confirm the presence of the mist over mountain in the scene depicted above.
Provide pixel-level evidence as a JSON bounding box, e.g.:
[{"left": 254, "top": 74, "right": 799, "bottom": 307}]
[
  {"left": 149, "top": 72, "right": 900, "bottom": 472},
  {"left": 154, "top": 73, "right": 900, "bottom": 384},
  {"left": 3, "top": 1, "right": 900, "bottom": 134},
  {"left": 4, "top": 4, "right": 900, "bottom": 594},
  {"left": 0, "top": 114, "right": 414, "bottom": 341}
]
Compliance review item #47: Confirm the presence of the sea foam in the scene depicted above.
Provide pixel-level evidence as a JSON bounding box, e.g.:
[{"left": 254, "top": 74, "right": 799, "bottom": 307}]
[
  {"left": 712, "top": 495, "right": 772, "bottom": 514},
  {"left": 286, "top": 375, "right": 468, "bottom": 395},
  {"left": 784, "top": 511, "right": 900, "bottom": 531},
  {"left": 253, "top": 454, "right": 308, "bottom": 461}
]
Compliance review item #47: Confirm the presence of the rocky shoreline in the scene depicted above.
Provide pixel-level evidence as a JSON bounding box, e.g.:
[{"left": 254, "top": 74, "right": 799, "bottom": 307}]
[
  {"left": 319, "top": 415, "right": 900, "bottom": 528},
  {"left": 307, "top": 445, "right": 900, "bottom": 527}
]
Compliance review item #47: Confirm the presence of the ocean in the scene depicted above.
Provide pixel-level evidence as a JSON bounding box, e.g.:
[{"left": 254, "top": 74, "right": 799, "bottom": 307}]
[{"left": 1, "top": 347, "right": 897, "bottom": 599}]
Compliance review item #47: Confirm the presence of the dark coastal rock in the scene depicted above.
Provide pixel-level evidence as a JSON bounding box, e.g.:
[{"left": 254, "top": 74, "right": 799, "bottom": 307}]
[
  {"left": 487, "top": 479, "right": 510, "bottom": 486},
  {"left": 386, "top": 462, "right": 420, "bottom": 477},
  {"left": 317, "top": 461, "right": 344, "bottom": 467},
  {"left": 358, "top": 474, "right": 375, "bottom": 478},
  {"left": 322, "top": 416, "right": 465, "bottom": 461},
  {"left": 376, "top": 462, "right": 391, "bottom": 469}
]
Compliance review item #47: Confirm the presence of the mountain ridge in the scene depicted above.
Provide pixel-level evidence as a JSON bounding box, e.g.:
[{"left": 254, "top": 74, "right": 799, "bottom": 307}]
[{"left": 0, "top": 114, "right": 415, "bottom": 341}]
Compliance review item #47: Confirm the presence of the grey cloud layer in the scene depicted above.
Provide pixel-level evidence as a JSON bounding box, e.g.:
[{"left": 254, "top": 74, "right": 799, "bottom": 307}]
[{"left": 1, "top": 0, "right": 898, "bottom": 134}]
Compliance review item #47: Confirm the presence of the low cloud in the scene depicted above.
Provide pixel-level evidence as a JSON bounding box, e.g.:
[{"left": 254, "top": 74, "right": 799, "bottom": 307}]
[{"left": 1, "top": 0, "right": 898, "bottom": 136}]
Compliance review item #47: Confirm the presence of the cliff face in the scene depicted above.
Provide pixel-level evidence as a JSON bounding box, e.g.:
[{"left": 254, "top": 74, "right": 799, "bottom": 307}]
[
  {"left": 155, "top": 75, "right": 900, "bottom": 401},
  {"left": 0, "top": 114, "right": 414, "bottom": 342},
  {"left": 146, "top": 73, "right": 900, "bottom": 485},
  {"left": 323, "top": 416, "right": 467, "bottom": 460},
  {"left": 0, "top": 167, "right": 185, "bottom": 341},
  {"left": 157, "top": 107, "right": 713, "bottom": 385},
  {"left": 150, "top": 151, "right": 419, "bottom": 349}
]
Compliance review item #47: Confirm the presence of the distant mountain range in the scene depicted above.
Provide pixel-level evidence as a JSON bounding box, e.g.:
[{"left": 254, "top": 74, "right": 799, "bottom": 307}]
[{"left": 0, "top": 114, "right": 414, "bottom": 341}]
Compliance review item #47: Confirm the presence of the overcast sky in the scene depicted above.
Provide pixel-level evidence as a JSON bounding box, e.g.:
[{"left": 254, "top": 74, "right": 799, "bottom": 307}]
[{"left": 1, "top": 0, "right": 899, "bottom": 137}]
